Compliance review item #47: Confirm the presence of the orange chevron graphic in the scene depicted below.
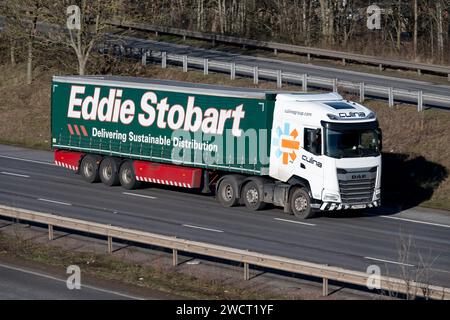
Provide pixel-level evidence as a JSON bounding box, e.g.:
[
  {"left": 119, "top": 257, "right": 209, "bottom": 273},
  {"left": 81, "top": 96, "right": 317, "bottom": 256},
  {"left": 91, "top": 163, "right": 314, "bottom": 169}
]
[{"left": 281, "top": 129, "right": 300, "bottom": 164}]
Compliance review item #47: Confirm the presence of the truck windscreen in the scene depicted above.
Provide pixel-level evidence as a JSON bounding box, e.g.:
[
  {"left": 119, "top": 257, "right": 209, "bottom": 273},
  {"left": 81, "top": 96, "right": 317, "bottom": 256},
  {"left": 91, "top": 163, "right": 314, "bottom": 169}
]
[{"left": 323, "top": 123, "right": 381, "bottom": 159}]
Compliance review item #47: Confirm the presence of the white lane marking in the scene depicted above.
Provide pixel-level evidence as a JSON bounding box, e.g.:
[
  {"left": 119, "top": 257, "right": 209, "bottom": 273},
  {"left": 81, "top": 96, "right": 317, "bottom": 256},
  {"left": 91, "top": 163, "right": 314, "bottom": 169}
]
[
  {"left": 122, "top": 192, "right": 157, "bottom": 200},
  {"left": 37, "top": 198, "right": 72, "bottom": 206},
  {"left": 274, "top": 218, "right": 316, "bottom": 227},
  {"left": 182, "top": 224, "right": 224, "bottom": 233},
  {"left": 0, "top": 262, "right": 142, "bottom": 300},
  {"left": 0, "top": 155, "right": 55, "bottom": 166},
  {"left": 378, "top": 215, "right": 450, "bottom": 229},
  {"left": 1, "top": 171, "right": 30, "bottom": 178},
  {"left": 364, "top": 256, "right": 415, "bottom": 267}
]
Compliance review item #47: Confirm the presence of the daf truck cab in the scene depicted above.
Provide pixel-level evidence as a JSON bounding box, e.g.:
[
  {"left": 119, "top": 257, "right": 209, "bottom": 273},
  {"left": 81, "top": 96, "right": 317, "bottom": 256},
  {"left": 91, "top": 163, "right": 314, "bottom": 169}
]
[{"left": 265, "top": 92, "right": 382, "bottom": 218}]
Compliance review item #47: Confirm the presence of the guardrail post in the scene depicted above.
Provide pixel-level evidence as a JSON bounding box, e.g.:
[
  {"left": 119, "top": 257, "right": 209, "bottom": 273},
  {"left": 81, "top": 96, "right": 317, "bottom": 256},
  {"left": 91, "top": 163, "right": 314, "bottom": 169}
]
[
  {"left": 323, "top": 277, "right": 329, "bottom": 296},
  {"left": 253, "top": 66, "right": 259, "bottom": 85},
  {"left": 379, "top": 64, "right": 383, "bottom": 71},
  {"left": 359, "top": 82, "right": 365, "bottom": 103},
  {"left": 161, "top": 52, "right": 167, "bottom": 69},
  {"left": 183, "top": 35, "right": 186, "bottom": 41},
  {"left": 417, "top": 91, "right": 423, "bottom": 112},
  {"left": 342, "top": 58, "right": 346, "bottom": 66},
  {"left": 230, "top": 62, "right": 236, "bottom": 80},
  {"left": 48, "top": 224, "right": 53, "bottom": 241},
  {"left": 244, "top": 263, "right": 250, "bottom": 280},
  {"left": 141, "top": 51, "right": 147, "bottom": 66},
  {"left": 155, "top": 31, "right": 159, "bottom": 37},
  {"left": 302, "top": 74, "right": 308, "bottom": 92},
  {"left": 173, "top": 249, "right": 178, "bottom": 266},
  {"left": 277, "top": 70, "right": 282, "bottom": 88},
  {"left": 388, "top": 87, "right": 394, "bottom": 107},
  {"left": 183, "top": 55, "right": 188, "bottom": 72},
  {"left": 203, "top": 59, "right": 208, "bottom": 75},
  {"left": 417, "top": 69, "right": 421, "bottom": 76},
  {"left": 333, "top": 79, "right": 338, "bottom": 93},
  {"left": 448, "top": 74, "right": 450, "bottom": 82},
  {"left": 107, "top": 236, "right": 113, "bottom": 254},
  {"left": 307, "top": 53, "right": 311, "bottom": 61},
  {"left": 274, "top": 48, "right": 278, "bottom": 56}
]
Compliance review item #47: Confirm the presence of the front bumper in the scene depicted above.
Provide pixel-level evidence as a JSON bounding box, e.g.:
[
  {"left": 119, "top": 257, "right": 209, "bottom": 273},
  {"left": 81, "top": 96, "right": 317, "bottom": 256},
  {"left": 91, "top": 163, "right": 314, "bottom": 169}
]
[{"left": 318, "top": 200, "right": 380, "bottom": 211}]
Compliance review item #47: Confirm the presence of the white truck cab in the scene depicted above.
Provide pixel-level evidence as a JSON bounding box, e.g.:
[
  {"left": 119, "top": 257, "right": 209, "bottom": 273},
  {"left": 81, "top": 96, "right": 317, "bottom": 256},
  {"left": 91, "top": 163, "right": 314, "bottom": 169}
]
[{"left": 269, "top": 92, "right": 382, "bottom": 217}]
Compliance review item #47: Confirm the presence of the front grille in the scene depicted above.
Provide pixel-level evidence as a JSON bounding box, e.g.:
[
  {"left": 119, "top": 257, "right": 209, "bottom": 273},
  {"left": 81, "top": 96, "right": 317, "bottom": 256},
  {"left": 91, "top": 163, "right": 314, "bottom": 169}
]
[{"left": 337, "top": 167, "right": 377, "bottom": 204}]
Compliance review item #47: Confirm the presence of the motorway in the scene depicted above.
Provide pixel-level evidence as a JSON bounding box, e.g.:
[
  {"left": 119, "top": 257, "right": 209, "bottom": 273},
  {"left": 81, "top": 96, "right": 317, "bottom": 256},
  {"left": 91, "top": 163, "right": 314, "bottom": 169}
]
[
  {"left": 107, "top": 33, "right": 450, "bottom": 102},
  {"left": 0, "top": 262, "right": 140, "bottom": 300},
  {"left": 0, "top": 145, "right": 449, "bottom": 289}
]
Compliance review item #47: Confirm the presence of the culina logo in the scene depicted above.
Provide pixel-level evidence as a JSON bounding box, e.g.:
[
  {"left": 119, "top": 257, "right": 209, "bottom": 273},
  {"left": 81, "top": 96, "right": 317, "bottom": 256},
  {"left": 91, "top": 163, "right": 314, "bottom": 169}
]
[{"left": 272, "top": 123, "right": 300, "bottom": 165}]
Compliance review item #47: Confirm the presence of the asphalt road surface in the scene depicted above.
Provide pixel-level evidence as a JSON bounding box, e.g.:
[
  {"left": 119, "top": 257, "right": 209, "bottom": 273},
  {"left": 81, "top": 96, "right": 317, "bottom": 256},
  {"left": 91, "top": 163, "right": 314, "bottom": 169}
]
[
  {"left": 0, "top": 145, "right": 449, "bottom": 289},
  {"left": 0, "top": 262, "right": 139, "bottom": 300}
]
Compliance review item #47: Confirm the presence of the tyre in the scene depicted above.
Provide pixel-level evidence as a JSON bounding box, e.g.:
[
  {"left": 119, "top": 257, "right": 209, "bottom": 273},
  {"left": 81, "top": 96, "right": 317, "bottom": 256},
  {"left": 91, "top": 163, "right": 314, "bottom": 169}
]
[
  {"left": 217, "top": 177, "right": 240, "bottom": 207},
  {"left": 242, "top": 180, "right": 266, "bottom": 211},
  {"left": 290, "top": 187, "right": 315, "bottom": 219},
  {"left": 80, "top": 155, "right": 101, "bottom": 183},
  {"left": 119, "top": 161, "right": 141, "bottom": 190},
  {"left": 99, "top": 157, "right": 120, "bottom": 186}
]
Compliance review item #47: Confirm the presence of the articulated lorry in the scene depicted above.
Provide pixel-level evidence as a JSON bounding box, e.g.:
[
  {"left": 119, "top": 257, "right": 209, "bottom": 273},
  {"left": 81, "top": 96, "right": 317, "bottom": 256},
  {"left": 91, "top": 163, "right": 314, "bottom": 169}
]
[{"left": 52, "top": 76, "right": 382, "bottom": 218}]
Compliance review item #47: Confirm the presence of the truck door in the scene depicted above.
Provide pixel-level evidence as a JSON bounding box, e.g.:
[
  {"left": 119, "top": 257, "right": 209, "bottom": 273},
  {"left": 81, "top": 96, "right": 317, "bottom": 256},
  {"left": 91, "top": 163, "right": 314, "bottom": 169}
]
[{"left": 299, "top": 127, "right": 325, "bottom": 201}]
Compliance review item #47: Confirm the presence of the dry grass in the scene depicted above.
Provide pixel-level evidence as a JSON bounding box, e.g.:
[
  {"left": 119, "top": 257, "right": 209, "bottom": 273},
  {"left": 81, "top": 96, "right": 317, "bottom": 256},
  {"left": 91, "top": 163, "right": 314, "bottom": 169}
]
[{"left": 0, "top": 57, "right": 449, "bottom": 210}]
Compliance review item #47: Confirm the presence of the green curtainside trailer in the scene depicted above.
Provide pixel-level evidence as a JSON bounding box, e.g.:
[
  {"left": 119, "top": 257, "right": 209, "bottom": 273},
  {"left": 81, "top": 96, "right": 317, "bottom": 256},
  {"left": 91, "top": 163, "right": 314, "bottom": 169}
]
[
  {"left": 52, "top": 75, "right": 382, "bottom": 219},
  {"left": 51, "top": 76, "right": 275, "bottom": 175}
]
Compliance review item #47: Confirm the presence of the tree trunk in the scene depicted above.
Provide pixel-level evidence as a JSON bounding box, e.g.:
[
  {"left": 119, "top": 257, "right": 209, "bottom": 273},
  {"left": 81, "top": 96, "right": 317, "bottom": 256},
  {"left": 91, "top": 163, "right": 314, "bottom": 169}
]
[
  {"left": 436, "top": 0, "right": 444, "bottom": 61},
  {"left": 396, "top": 0, "right": 402, "bottom": 52},
  {"left": 10, "top": 40, "right": 16, "bottom": 67},
  {"left": 413, "top": 0, "right": 418, "bottom": 57},
  {"left": 79, "top": 57, "right": 86, "bottom": 76},
  {"left": 27, "top": 39, "right": 32, "bottom": 84}
]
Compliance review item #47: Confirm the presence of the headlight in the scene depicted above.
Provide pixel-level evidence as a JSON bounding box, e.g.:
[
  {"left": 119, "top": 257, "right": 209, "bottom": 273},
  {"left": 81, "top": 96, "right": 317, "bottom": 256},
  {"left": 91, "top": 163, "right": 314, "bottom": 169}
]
[{"left": 324, "top": 193, "right": 340, "bottom": 202}]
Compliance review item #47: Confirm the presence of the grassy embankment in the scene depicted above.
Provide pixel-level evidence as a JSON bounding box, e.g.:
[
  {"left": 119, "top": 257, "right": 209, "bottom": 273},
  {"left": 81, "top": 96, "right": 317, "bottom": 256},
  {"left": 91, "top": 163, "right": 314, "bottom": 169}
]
[{"left": 0, "top": 60, "right": 449, "bottom": 211}]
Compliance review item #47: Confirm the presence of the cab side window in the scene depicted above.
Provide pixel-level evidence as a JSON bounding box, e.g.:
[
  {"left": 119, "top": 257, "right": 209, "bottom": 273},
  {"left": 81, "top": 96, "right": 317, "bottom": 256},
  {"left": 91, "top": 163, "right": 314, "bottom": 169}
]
[{"left": 304, "top": 128, "right": 322, "bottom": 156}]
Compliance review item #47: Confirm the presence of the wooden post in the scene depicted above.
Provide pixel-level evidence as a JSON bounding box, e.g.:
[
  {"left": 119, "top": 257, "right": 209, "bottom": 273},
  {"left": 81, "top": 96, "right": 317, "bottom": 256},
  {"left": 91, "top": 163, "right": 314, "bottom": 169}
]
[{"left": 141, "top": 51, "right": 147, "bottom": 66}]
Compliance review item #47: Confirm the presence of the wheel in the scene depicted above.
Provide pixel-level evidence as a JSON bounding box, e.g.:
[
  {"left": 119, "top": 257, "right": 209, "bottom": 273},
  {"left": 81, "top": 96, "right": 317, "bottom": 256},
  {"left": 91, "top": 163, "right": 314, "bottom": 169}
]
[
  {"left": 80, "top": 155, "right": 101, "bottom": 183},
  {"left": 242, "top": 180, "right": 266, "bottom": 211},
  {"left": 99, "top": 157, "right": 120, "bottom": 186},
  {"left": 217, "top": 177, "right": 239, "bottom": 207},
  {"left": 290, "top": 187, "right": 315, "bottom": 219},
  {"left": 119, "top": 161, "right": 141, "bottom": 190}
]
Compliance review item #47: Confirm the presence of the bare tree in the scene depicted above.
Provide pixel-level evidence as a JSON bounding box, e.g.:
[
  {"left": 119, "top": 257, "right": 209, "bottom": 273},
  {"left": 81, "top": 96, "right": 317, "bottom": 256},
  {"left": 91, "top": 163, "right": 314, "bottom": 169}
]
[
  {"left": 2, "top": 0, "right": 50, "bottom": 84},
  {"left": 46, "top": 1, "right": 118, "bottom": 75}
]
